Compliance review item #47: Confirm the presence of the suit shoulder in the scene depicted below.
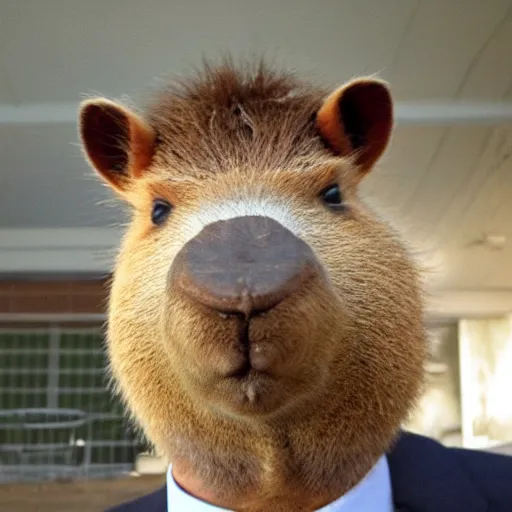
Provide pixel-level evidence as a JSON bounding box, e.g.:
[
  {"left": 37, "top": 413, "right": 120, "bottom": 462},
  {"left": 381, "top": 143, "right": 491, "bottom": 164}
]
[{"left": 453, "top": 447, "right": 512, "bottom": 505}]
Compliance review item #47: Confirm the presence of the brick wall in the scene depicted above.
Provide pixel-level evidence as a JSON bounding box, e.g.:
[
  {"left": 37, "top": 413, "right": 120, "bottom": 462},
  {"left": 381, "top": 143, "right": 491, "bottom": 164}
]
[{"left": 0, "top": 277, "right": 110, "bottom": 315}]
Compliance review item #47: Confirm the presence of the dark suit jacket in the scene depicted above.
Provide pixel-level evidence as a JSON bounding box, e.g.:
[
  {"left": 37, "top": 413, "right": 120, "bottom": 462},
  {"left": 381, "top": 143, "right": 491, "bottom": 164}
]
[{"left": 107, "top": 432, "right": 512, "bottom": 512}]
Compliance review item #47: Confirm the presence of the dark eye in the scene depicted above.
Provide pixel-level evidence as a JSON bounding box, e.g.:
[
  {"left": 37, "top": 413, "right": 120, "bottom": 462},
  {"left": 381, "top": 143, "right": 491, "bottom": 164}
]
[
  {"left": 151, "top": 199, "right": 172, "bottom": 225},
  {"left": 320, "top": 184, "right": 344, "bottom": 208}
]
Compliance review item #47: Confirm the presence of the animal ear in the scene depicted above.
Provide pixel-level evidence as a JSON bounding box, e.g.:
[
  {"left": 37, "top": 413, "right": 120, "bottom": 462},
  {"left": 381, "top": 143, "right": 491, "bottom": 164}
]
[
  {"left": 78, "top": 98, "right": 156, "bottom": 193},
  {"left": 315, "top": 78, "right": 393, "bottom": 175}
]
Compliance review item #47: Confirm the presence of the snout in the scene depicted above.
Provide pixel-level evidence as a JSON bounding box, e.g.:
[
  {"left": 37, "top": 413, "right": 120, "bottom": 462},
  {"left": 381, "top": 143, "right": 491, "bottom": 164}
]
[{"left": 170, "top": 216, "right": 319, "bottom": 317}]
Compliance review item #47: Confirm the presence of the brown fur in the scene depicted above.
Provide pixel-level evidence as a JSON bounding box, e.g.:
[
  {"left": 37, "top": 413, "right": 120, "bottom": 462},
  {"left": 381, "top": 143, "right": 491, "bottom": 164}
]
[
  {"left": 79, "top": 58, "right": 427, "bottom": 511},
  {"left": 145, "top": 59, "right": 330, "bottom": 177}
]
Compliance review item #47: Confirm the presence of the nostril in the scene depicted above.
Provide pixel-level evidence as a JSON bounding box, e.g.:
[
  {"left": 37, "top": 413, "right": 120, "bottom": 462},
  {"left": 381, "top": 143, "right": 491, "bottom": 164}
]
[{"left": 169, "top": 216, "right": 320, "bottom": 316}]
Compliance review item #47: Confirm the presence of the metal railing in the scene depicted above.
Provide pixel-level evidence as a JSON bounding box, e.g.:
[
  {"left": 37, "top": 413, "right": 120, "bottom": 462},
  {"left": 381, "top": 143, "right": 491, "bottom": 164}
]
[
  {"left": 0, "top": 317, "right": 143, "bottom": 483},
  {"left": 0, "top": 408, "right": 87, "bottom": 482}
]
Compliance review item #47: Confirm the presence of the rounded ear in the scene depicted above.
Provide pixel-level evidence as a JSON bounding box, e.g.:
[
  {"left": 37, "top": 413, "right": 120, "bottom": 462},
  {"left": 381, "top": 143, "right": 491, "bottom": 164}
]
[
  {"left": 315, "top": 78, "right": 393, "bottom": 175},
  {"left": 78, "top": 98, "right": 156, "bottom": 194}
]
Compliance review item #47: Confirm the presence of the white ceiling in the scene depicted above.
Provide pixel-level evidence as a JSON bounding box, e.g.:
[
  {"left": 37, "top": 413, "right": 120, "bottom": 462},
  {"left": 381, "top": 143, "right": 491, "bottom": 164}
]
[{"left": 1, "top": 0, "right": 512, "bottom": 295}]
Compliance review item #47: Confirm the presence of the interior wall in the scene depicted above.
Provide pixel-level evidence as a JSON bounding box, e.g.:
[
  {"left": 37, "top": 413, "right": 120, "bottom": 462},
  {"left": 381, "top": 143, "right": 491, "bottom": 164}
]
[
  {"left": 459, "top": 316, "right": 512, "bottom": 448},
  {"left": 405, "top": 323, "right": 462, "bottom": 446}
]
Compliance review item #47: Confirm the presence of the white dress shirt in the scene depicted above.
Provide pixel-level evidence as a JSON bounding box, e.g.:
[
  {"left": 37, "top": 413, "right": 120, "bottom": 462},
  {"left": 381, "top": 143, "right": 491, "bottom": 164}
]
[{"left": 167, "top": 455, "right": 393, "bottom": 511}]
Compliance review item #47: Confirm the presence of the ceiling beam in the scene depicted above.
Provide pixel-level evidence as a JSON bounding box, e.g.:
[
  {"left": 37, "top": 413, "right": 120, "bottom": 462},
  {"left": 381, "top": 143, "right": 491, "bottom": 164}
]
[
  {"left": 397, "top": 102, "right": 512, "bottom": 125},
  {"left": 0, "top": 103, "right": 80, "bottom": 125},
  {"left": 1, "top": 102, "right": 512, "bottom": 126}
]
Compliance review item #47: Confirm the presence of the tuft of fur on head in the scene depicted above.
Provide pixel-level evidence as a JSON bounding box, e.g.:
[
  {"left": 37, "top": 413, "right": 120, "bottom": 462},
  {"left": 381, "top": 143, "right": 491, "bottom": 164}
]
[
  {"left": 81, "top": 58, "right": 427, "bottom": 511},
  {"left": 145, "top": 57, "right": 331, "bottom": 176}
]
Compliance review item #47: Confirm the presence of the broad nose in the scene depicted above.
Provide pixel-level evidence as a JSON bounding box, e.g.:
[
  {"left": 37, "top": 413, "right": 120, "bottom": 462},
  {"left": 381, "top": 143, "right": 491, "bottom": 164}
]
[{"left": 170, "top": 216, "right": 319, "bottom": 316}]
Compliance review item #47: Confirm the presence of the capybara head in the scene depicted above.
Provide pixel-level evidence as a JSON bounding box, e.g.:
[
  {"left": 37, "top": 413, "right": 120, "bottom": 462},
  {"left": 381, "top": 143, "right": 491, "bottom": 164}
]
[{"left": 79, "top": 60, "right": 426, "bottom": 511}]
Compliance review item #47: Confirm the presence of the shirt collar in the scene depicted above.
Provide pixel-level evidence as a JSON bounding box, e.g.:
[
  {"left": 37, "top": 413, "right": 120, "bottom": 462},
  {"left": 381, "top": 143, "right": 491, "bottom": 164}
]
[{"left": 167, "top": 455, "right": 393, "bottom": 512}]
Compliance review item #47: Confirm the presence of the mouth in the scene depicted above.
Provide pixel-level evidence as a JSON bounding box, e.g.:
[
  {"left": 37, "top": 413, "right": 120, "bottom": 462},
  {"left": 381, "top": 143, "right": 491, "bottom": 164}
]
[
  {"left": 185, "top": 313, "right": 308, "bottom": 416},
  {"left": 213, "top": 316, "right": 277, "bottom": 406},
  {"left": 226, "top": 360, "right": 253, "bottom": 379},
  {"left": 224, "top": 315, "right": 275, "bottom": 379},
  {"left": 232, "top": 315, "right": 251, "bottom": 374},
  {"left": 225, "top": 319, "right": 259, "bottom": 379}
]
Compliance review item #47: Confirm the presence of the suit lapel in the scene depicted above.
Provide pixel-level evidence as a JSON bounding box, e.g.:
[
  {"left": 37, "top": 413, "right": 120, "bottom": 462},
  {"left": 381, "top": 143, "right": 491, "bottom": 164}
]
[
  {"left": 386, "top": 432, "right": 489, "bottom": 512},
  {"left": 108, "top": 485, "right": 167, "bottom": 512},
  {"left": 149, "top": 485, "right": 167, "bottom": 512}
]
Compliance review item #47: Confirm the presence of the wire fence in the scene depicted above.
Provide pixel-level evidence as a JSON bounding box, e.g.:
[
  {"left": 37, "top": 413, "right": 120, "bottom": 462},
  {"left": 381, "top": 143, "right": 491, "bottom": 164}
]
[{"left": 0, "top": 322, "right": 145, "bottom": 483}]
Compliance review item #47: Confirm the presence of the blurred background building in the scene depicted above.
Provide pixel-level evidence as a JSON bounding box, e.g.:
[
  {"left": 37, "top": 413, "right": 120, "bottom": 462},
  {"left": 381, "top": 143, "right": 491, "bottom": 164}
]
[{"left": 0, "top": 0, "right": 512, "bottom": 509}]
